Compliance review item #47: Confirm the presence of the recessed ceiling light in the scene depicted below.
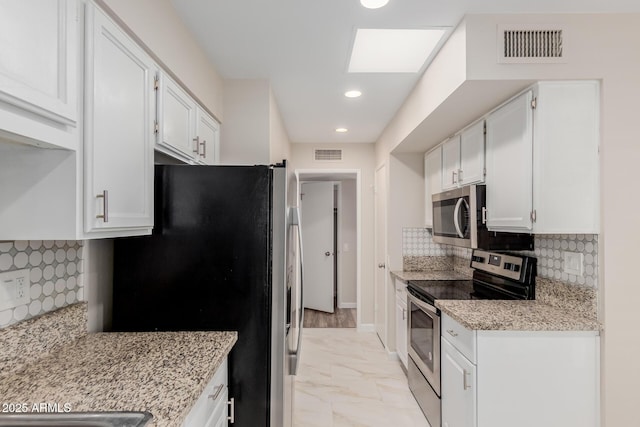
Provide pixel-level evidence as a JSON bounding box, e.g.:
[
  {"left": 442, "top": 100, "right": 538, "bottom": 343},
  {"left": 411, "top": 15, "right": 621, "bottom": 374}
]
[
  {"left": 348, "top": 28, "right": 446, "bottom": 73},
  {"left": 345, "top": 90, "right": 362, "bottom": 98},
  {"left": 335, "top": 128, "right": 348, "bottom": 133},
  {"left": 360, "top": 0, "right": 389, "bottom": 9}
]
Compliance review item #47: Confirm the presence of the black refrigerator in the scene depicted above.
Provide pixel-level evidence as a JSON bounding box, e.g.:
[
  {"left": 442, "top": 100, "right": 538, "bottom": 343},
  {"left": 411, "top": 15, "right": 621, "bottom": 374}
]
[{"left": 111, "top": 164, "right": 303, "bottom": 427}]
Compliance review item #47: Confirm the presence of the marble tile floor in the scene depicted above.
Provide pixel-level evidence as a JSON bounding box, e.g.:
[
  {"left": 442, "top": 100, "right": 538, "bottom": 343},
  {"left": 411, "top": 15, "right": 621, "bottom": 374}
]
[{"left": 294, "top": 328, "right": 430, "bottom": 427}]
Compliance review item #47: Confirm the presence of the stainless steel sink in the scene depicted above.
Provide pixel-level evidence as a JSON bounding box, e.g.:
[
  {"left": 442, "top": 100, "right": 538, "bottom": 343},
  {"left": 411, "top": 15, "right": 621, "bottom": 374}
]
[{"left": 0, "top": 412, "right": 153, "bottom": 427}]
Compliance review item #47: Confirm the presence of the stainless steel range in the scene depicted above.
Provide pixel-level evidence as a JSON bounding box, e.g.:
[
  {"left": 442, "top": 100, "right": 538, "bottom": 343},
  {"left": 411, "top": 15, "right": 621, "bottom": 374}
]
[{"left": 406, "top": 249, "right": 537, "bottom": 427}]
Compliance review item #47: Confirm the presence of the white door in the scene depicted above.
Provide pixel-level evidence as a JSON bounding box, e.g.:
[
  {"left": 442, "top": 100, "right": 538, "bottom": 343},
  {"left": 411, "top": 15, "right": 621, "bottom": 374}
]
[
  {"left": 459, "top": 120, "right": 485, "bottom": 185},
  {"left": 374, "top": 165, "right": 387, "bottom": 345},
  {"left": 196, "top": 107, "right": 220, "bottom": 165},
  {"left": 441, "top": 135, "right": 461, "bottom": 190},
  {"left": 160, "top": 74, "right": 197, "bottom": 159},
  {"left": 300, "top": 182, "right": 335, "bottom": 313},
  {"left": 442, "top": 338, "right": 477, "bottom": 427}
]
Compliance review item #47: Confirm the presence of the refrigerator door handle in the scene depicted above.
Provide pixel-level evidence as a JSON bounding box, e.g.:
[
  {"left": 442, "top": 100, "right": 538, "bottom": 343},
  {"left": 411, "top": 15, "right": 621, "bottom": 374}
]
[{"left": 288, "top": 207, "right": 304, "bottom": 375}]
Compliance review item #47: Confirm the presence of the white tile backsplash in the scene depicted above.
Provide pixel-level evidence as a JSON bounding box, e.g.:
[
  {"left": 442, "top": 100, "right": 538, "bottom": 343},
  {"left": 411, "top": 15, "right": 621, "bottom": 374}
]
[
  {"left": 0, "top": 240, "right": 84, "bottom": 329},
  {"left": 402, "top": 228, "right": 598, "bottom": 288}
]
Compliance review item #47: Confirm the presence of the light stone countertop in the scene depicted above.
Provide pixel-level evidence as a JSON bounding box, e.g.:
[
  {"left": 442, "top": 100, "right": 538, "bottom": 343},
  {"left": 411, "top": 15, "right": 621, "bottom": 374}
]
[
  {"left": 0, "top": 330, "right": 237, "bottom": 427},
  {"left": 390, "top": 270, "right": 471, "bottom": 282},
  {"left": 436, "top": 299, "right": 600, "bottom": 332}
]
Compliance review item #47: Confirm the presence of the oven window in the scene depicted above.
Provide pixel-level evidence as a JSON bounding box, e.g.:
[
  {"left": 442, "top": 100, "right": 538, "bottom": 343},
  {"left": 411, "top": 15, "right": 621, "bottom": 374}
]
[{"left": 409, "top": 301, "right": 435, "bottom": 373}]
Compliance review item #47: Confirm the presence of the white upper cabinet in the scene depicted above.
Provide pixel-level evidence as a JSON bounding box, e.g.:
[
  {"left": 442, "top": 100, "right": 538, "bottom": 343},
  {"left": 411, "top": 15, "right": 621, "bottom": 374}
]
[
  {"left": 158, "top": 72, "right": 220, "bottom": 165},
  {"left": 158, "top": 74, "right": 198, "bottom": 161},
  {"left": 196, "top": 107, "right": 220, "bottom": 165},
  {"left": 441, "top": 120, "right": 485, "bottom": 191},
  {"left": 441, "top": 135, "right": 461, "bottom": 190},
  {"left": 485, "top": 91, "right": 534, "bottom": 232},
  {"left": 424, "top": 146, "right": 442, "bottom": 228},
  {"left": 84, "top": 3, "right": 156, "bottom": 233},
  {"left": 485, "top": 82, "right": 600, "bottom": 234},
  {"left": 0, "top": 0, "right": 79, "bottom": 150}
]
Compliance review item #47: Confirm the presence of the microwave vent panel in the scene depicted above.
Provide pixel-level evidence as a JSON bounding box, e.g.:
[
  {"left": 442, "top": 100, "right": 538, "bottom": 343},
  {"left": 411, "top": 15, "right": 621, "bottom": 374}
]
[
  {"left": 498, "top": 25, "right": 566, "bottom": 63},
  {"left": 314, "top": 149, "right": 343, "bottom": 162}
]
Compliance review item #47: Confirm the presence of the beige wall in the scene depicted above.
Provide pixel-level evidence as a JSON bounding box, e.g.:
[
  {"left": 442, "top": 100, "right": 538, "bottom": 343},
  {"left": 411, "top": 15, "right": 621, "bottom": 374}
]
[
  {"left": 375, "top": 13, "right": 640, "bottom": 426},
  {"left": 291, "top": 143, "right": 376, "bottom": 326},
  {"left": 339, "top": 180, "right": 357, "bottom": 306},
  {"left": 99, "top": 0, "right": 224, "bottom": 120}
]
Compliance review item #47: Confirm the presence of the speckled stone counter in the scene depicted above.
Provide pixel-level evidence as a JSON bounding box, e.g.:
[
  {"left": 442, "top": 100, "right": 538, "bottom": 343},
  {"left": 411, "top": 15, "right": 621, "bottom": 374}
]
[
  {"left": 436, "top": 300, "right": 600, "bottom": 331},
  {"left": 390, "top": 269, "right": 471, "bottom": 282},
  {"left": 0, "top": 304, "right": 237, "bottom": 427}
]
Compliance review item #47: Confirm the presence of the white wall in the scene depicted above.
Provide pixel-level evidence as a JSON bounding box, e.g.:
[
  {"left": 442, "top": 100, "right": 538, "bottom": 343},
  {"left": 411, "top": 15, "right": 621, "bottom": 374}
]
[
  {"left": 269, "top": 90, "right": 291, "bottom": 164},
  {"left": 84, "top": 239, "right": 113, "bottom": 332},
  {"left": 220, "top": 79, "right": 270, "bottom": 164},
  {"left": 291, "top": 143, "right": 376, "bottom": 325},
  {"left": 375, "top": 13, "right": 640, "bottom": 426},
  {"left": 339, "top": 180, "right": 357, "bottom": 306},
  {"left": 99, "top": 0, "right": 224, "bottom": 120}
]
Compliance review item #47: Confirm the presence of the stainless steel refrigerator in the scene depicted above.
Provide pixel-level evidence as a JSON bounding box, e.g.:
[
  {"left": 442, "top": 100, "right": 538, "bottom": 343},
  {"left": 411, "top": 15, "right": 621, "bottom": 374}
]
[{"left": 111, "top": 163, "right": 304, "bottom": 427}]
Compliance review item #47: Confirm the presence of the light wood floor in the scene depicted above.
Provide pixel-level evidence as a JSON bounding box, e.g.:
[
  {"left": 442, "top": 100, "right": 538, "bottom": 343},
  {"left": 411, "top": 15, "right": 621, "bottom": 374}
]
[{"left": 303, "top": 307, "right": 357, "bottom": 328}]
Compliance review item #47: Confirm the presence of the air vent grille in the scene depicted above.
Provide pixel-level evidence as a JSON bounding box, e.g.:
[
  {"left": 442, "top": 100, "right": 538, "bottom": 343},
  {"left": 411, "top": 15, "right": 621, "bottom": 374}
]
[
  {"left": 498, "top": 25, "right": 566, "bottom": 63},
  {"left": 314, "top": 149, "right": 343, "bottom": 161}
]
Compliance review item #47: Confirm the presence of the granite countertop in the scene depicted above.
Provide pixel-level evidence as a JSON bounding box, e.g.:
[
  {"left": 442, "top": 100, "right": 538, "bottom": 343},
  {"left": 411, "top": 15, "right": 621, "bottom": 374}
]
[
  {"left": 436, "top": 300, "right": 600, "bottom": 332},
  {"left": 391, "top": 270, "right": 471, "bottom": 282},
  {"left": 0, "top": 330, "right": 237, "bottom": 427}
]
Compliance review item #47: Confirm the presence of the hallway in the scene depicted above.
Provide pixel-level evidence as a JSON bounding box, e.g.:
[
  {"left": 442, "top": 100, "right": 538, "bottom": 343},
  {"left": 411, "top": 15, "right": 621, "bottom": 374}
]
[{"left": 293, "top": 328, "right": 430, "bottom": 427}]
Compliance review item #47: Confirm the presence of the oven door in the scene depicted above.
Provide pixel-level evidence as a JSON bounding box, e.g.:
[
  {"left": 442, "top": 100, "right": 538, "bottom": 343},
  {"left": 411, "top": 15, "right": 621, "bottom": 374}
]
[
  {"left": 407, "top": 291, "right": 441, "bottom": 396},
  {"left": 432, "top": 186, "right": 473, "bottom": 248}
]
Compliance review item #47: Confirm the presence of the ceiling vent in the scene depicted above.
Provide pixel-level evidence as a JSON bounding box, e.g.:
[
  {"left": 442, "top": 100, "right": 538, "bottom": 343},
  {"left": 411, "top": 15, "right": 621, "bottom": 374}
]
[
  {"left": 314, "top": 149, "right": 343, "bottom": 162},
  {"left": 498, "top": 25, "right": 566, "bottom": 64}
]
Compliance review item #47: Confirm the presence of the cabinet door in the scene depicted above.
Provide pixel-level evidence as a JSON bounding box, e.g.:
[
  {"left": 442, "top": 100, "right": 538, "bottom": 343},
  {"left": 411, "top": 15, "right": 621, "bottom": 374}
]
[
  {"left": 441, "top": 136, "right": 461, "bottom": 190},
  {"left": 459, "top": 121, "right": 485, "bottom": 185},
  {"left": 395, "top": 294, "right": 407, "bottom": 369},
  {"left": 160, "top": 74, "right": 198, "bottom": 160},
  {"left": 485, "top": 90, "right": 534, "bottom": 232},
  {"left": 424, "top": 147, "right": 442, "bottom": 227},
  {"left": 84, "top": 4, "right": 155, "bottom": 232},
  {"left": 441, "top": 338, "right": 476, "bottom": 427},
  {"left": 196, "top": 107, "right": 220, "bottom": 165},
  {"left": 0, "top": 0, "right": 78, "bottom": 149}
]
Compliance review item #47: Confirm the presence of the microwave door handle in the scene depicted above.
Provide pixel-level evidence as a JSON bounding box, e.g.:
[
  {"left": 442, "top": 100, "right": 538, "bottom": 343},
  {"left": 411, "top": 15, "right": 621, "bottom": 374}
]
[{"left": 453, "top": 197, "right": 465, "bottom": 238}]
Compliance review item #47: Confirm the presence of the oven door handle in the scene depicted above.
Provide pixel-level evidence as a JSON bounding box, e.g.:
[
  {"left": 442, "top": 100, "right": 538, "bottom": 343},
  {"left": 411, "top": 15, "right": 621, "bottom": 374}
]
[
  {"left": 453, "top": 197, "right": 467, "bottom": 238},
  {"left": 407, "top": 290, "right": 439, "bottom": 315}
]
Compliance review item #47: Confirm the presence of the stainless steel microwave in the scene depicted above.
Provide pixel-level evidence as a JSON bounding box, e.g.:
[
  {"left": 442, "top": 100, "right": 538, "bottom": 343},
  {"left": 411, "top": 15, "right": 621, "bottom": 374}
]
[{"left": 432, "top": 185, "right": 533, "bottom": 250}]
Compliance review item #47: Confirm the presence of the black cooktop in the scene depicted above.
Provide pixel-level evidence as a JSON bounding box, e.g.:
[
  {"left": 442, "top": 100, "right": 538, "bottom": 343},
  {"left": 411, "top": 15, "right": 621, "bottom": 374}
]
[{"left": 407, "top": 280, "right": 475, "bottom": 305}]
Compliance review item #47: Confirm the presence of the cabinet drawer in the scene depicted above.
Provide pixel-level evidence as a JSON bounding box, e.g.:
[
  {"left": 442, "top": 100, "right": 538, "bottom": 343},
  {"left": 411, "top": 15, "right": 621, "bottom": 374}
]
[
  {"left": 442, "top": 313, "right": 476, "bottom": 363},
  {"left": 183, "top": 358, "right": 228, "bottom": 427},
  {"left": 395, "top": 278, "right": 407, "bottom": 295}
]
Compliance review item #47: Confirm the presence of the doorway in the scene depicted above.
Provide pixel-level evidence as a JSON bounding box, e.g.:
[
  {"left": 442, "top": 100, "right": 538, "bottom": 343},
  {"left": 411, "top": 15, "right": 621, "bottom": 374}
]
[{"left": 296, "top": 170, "right": 360, "bottom": 329}]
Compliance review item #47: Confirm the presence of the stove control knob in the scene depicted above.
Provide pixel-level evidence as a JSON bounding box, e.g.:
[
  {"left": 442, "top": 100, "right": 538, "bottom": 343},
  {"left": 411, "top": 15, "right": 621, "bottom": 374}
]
[{"left": 504, "top": 262, "right": 520, "bottom": 272}]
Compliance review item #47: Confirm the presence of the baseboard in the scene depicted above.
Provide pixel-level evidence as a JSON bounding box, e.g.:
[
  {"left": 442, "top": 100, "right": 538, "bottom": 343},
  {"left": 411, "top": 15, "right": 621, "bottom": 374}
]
[
  {"left": 387, "top": 350, "right": 399, "bottom": 361},
  {"left": 357, "top": 323, "right": 375, "bottom": 332},
  {"left": 338, "top": 302, "right": 356, "bottom": 309}
]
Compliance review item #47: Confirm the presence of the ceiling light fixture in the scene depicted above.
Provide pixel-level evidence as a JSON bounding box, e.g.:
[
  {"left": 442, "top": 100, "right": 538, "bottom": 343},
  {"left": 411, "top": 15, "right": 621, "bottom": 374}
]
[
  {"left": 344, "top": 90, "right": 362, "bottom": 98},
  {"left": 348, "top": 28, "right": 446, "bottom": 73},
  {"left": 360, "top": 0, "right": 389, "bottom": 9},
  {"left": 335, "top": 128, "right": 348, "bottom": 133}
]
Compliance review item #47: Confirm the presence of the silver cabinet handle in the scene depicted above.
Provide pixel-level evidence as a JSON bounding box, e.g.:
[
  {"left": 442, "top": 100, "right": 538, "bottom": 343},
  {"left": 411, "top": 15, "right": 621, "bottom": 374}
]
[
  {"left": 482, "top": 206, "right": 487, "bottom": 224},
  {"left": 200, "top": 139, "right": 206, "bottom": 158},
  {"left": 452, "top": 170, "right": 457, "bottom": 184},
  {"left": 192, "top": 136, "right": 200, "bottom": 154},
  {"left": 378, "top": 263, "right": 385, "bottom": 269},
  {"left": 96, "top": 190, "right": 108, "bottom": 222},
  {"left": 227, "top": 397, "right": 235, "bottom": 423},
  {"left": 208, "top": 384, "right": 224, "bottom": 400},
  {"left": 402, "top": 308, "right": 406, "bottom": 320},
  {"left": 447, "top": 329, "right": 458, "bottom": 337},
  {"left": 458, "top": 168, "right": 463, "bottom": 183},
  {"left": 463, "top": 369, "right": 471, "bottom": 390}
]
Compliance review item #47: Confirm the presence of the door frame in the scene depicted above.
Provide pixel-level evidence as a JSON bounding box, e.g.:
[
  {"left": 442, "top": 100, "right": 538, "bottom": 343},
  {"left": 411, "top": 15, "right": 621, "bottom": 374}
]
[
  {"left": 374, "top": 163, "right": 388, "bottom": 346},
  {"left": 295, "top": 169, "right": 362, "bottom": 329}
]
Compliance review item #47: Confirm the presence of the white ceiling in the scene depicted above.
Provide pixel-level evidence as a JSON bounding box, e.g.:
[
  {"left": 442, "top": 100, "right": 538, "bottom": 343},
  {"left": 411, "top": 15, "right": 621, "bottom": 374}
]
[{"left": 170, "top": 0, "right": 640, "bottom": 145}]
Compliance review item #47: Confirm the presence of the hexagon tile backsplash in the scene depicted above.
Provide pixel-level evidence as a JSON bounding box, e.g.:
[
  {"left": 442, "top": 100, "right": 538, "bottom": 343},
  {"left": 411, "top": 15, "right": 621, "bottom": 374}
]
[
  {"left": 0, "top": 240, "right": 84, "bottom": 329},
  {"left": 402, "top": 228, "right": 598, "bottom": 288}
]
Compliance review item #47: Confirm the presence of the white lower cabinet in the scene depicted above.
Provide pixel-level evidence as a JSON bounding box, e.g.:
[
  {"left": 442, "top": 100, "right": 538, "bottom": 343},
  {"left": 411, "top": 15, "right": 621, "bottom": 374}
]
[
  {"left": 183, "top": 358, "right": 230, "bottom": 427},
  {"left": 394, "top": 278, "right": 408, "bottom": 369},
  {"left": 441, "top": 313, "right": 599, "bottom": 427}
]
